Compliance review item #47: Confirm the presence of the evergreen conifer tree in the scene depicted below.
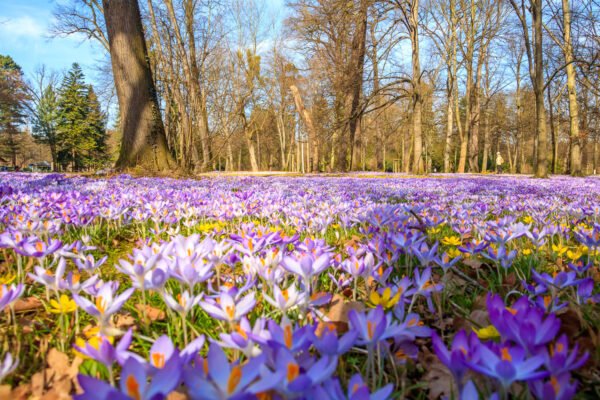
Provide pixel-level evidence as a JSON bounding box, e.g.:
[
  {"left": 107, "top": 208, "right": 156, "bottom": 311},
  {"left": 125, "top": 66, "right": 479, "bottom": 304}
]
[
  {"left": 32, "top": 85, "right": 60, "bottom": 170},
  {"left": 56, "top": 63, "right": 100, "bottom": 171},
  {"left": 0, "top": 55, "right": 28, "bottom": 167}
]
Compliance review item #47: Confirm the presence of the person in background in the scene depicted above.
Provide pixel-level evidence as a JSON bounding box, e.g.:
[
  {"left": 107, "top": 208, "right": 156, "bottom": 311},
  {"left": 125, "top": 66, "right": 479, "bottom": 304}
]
[{"left": 496, "top": 152, "right": 504, "bottom": 174}]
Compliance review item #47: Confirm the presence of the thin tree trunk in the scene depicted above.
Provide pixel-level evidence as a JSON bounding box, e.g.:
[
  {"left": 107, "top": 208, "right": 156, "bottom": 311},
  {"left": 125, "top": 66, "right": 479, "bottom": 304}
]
[{"left": 562, "top": 0, "right": 582, "bottom": 176}]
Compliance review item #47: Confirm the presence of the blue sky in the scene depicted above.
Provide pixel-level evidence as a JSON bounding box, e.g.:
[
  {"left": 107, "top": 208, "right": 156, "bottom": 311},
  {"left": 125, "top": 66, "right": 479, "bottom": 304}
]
[{"left": 0, "top": 0, "right": 103, "bottom": 84}]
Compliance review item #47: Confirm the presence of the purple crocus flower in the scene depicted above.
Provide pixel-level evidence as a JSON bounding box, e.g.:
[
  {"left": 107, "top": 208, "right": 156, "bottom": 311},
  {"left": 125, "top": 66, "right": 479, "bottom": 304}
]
[
  {"left": 531, "top": 269, "right": 581, "bottom": 290},
  {"left": 431, "top": 330, "right": 480, "bottom": 390},
  {"left": 487, "top": 294, "right": 560, "bottom": 353},
  {"left": 183, "top": 342, "right": 273, "bottom": 399},
  {"left": 255, "top": 347, "right": 338, "bottom": 397},
  {"left": 199, "top": 290, "right": 255, "bottom": 323},
  {"left": 14, "top": 237, "right": 62, "bottom": 258},
  {"left": 74, "top": 328, "right": 134, "bottom": 374},
  {"left": 467, "top": 343, "right": 549, "bottom": 391},
  {"left": 482, "top": 244, "right": 517, "bottom": 270},
  {"left": 0, "top": 352, "right": 18, "bottom": 384},
  {"left": 308, "top": 324, "right": 357, "bottom": 357},
  {"left": 316, "top": 373, "right": 394, "bottom": 400},
  {"left": 281, "top": 252, "right": 330, "bottom": 287},
  {"left": 0, "top": 283, "right": 24, "bottom": 312},
  {"left": 28, "top": 257, "right": 66, "bottom": 292},
  {"left": 529, "top": 373, "right": 578, "bottom": 400},
  {"left": 348, "top": 306, "right": 402, "bottom": 348},
  {"left": 75, "top": 356, "right": 181, "bottom": 400},
  {"left": 163, "top": 290, "right": 203, "bottom": 316},
  {"left": 266, "top": 315, "right": 311, "bottom": 353},
  {"left": 577, "top": 277, "right": 600, "bottom": 305},
  {"left": 74, "top": 254, "right": 108, "bottom": 273},
  {"left": 217, "top": 317, "right": 267, "bottom": 358},
  {"left": 434, "top": 252, "right": 461, "bottom": 273},
  {"left": 459, "top": 380, "right": 499, "bottom": 400},
  {"left": 72, "top": 283, "right": 135, "bottom": 331},
  {"left": 262, "top": 283, "right": 302, "bottom": 313},
  {"left": 0, "top": 230, "right": 26, "bottom": 249},
  {"left": 545, "top": 334, "right": 588, "bottom": 376},
  {"left": 413, "top": 267, "right": 443, "bottom": 313}
]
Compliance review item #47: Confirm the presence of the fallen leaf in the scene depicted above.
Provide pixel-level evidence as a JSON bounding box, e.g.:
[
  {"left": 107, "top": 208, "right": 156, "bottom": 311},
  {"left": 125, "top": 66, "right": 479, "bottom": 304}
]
[
  {"left": 11, "top": 297, "right": 43, "bottom": 313},
  {"left": 115, "top": 313, "right": 136, "bottom": 329},
  {"left": 135, "top": 304, "right": 165, "bottom": 322},
  {"left": 166, "top": 390, "right": 189, "bottom": 400},
  {"left": 419, "top": 346, "right": 458, "bottom": 400},
  {"left": 502, "top": 272, "right": 516, "bottom": 288},
  {"left": 29, "top": 348, "right": 83, "bottom": 399},
  {"left": 0, "top": 386, "right": 11, "bottom": 398},
  {"left": 316, "top": 294, "right": 364, "bottom": 336},
  {"left": 463, "top": 259, "right": 482, "bottom": 269}
]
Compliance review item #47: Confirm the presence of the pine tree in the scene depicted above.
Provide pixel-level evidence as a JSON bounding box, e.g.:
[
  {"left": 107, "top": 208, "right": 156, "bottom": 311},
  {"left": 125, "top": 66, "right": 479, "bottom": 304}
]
[
  {"left": 85, "top": 85, "right": 108, "bottom": 168},
  {"left": 56, "top": 63, "right": 97, "bottom": 171},
  {"left": 32, "top": 85, "right": 60, "bottom": 170},
  {"left": 0, "top": 55, "right": 28, "bottom": 167}
]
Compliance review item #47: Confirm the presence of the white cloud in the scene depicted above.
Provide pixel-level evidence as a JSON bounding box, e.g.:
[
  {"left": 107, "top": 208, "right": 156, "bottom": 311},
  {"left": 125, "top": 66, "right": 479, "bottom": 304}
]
[{"left": 0, "top": 15, "right": 45, "bottom": 39}]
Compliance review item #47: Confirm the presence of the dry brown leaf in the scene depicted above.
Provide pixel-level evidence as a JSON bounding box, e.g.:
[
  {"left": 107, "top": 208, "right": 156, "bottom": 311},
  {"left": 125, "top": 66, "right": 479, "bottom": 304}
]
[
  {"left": 419, "top": 346, "right": 458, "bottom": 400},
  {"left": 502, "top": 272, "right": 516, "bottom": 288},
  {"left": 166, "top": 390, "right": 189, "bottom": 400},
  {"left": 135, "top": 304, "right": 166, "bottom": 321},
  {"left": 0, "top": 385, "right": 12, "bottom": 398},
  {"left": 463, "top": 258, "right": 483, "bottom": 269},
  {"left": 316, "top": 294, "right": 364, "bottom": 336},
  {"left": 115, "top": 313, "right": 136, "bottom": 329},
  {"left": 11, "top": 297, "right": 44, "bottom": 313},
  {"left": 28, "top": 348, "right": 83, "bottom": 400}
]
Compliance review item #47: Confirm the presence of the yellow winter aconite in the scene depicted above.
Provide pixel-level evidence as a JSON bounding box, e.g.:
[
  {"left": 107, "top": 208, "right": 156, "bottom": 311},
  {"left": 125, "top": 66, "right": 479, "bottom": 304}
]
[
  {"left": 552, "top": 244, "right": 568, "bottom": 256},
  {"left": 73, "top": 327, "right": 115, "bottom": 359},
  {"left": 441, "top": 236, "right": 462, "bottom": 246},
  {"left": 473, "top": 325, "right": 500, "bottom": 340},
  {"left": 447, "top": 247, "right": 462, "bottom": 259},
  {"left": 523, "top": 215, "right": 534, "bottom": 225},
  {"left": 368, "top": 287, "right": 401, "bottom": 309},
  {"left": 566, "top": 250, "right": 582, "bottom": 261},
  {"left": 0, "top": 274, "right": 16, "bottom": 285},
  {"left": 49, "top": 294, "right": 78, "bottom": 314}
]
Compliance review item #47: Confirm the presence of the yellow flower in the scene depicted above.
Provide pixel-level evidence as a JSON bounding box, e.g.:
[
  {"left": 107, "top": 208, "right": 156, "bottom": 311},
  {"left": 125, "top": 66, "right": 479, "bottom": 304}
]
[
  {"left": 441, "top": 236, "right": 462, "bottom": 246},
  {"left": 473, "top": 325, "right": 500, "bottom": 340},
  {"left": 447, "top": 247, "right": 462, "bottom": 259},
  {"left": 428, "top": 227, "right": 440, "bottom": 235},
  {"left": 566, "top": 250, "right": 582, "bottom": 261},
  {"left": 73, "top": 329, "right": 114, "bottom": 359},
  {"left": 552, "top": 244, "right": 568, "bottom": 256},
  {"left": 522, "top": 248, "right": 532, "bottom": 255},
  {"left": 523, "top": 216, "right": 534, "bottom": 225},
  {"left": 0, "top": 274, "right": 16, "bottom": 285},
  {"left": 49, "top": 294, "right": 77, "bottom": 314},
  {"left": 368, "top": 287, "right": 401, "bottom": 309}
]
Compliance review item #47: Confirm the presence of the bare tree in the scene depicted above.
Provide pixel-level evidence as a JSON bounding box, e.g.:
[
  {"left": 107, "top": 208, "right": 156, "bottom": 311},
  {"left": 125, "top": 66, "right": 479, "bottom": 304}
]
[{"left": 102, "top": 0, "right": 173, "bottom": 170}]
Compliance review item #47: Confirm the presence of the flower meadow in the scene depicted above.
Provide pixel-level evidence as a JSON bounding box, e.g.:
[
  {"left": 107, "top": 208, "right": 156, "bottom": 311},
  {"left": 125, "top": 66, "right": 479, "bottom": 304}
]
[{"left": 0, "top": 172, "right": 599, "bottom": 399}]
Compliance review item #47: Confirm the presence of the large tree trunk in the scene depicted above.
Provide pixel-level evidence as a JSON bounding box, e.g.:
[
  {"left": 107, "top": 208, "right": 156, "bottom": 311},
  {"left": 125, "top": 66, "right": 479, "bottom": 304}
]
[
  {"left": 347, "top": 0, "right": 368, "bottom": 172},
  {"left": 562, "top": 0, "right": 582, "bottom": 176},
  {"left": 103, "top": 0, "right": 173, "bottom": 171}
]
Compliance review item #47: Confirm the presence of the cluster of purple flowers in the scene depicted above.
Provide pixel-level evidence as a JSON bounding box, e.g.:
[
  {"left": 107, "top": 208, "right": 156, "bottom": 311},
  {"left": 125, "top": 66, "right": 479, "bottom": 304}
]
[
  {"left": 0, "top": 172, "right": 598, "bottom": 398},
  {"left": 433, "top": 294, "right": 588, "bottom": 399}
]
